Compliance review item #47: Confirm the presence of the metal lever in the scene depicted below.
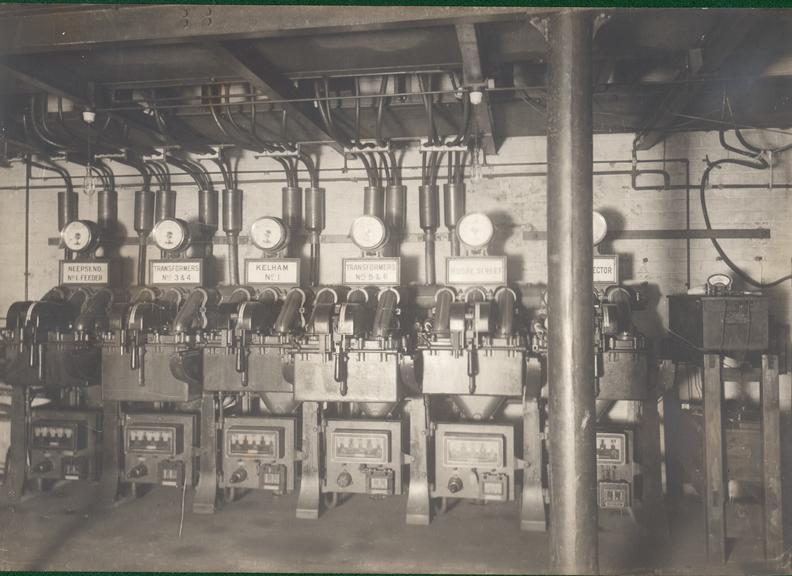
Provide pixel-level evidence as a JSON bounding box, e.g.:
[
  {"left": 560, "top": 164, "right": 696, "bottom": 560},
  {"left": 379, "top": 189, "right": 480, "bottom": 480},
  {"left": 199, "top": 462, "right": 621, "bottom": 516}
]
[
  {"left": 334, "top": 344, "right": 348, "bottom": 396},
  {"left": 467, "top": 346, "right": 478, "bottom": 394}
]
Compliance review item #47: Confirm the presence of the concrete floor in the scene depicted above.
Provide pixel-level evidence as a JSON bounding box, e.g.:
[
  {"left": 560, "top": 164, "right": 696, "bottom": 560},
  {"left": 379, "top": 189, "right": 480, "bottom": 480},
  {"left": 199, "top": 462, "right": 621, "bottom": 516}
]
[{"left": 0, "top": 481, "right": 783, "bottom": 574}]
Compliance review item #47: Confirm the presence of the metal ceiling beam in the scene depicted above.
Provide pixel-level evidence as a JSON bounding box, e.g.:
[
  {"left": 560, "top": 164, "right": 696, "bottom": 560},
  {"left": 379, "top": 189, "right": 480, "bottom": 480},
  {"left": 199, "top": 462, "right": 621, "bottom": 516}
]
[
  {"left": 0, "top": 6, "right": 561, "bottom": 55},
  {"left": 455, "top": 23, "right": 502, "bottom": 154},
  {"left": 0, "top": 57, "right": 203, "bottom": 152},
  {"left": 634, "top": 12, "right": 766, "bottom": 150},
  {"left": 208, "top": 41, "right": 343, "bottom": 154}
]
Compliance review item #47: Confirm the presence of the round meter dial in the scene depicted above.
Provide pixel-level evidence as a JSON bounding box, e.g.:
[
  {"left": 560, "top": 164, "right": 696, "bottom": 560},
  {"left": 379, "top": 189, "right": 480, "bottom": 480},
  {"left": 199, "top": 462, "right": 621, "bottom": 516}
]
[
  {"left": 593, "top": 211, "right": 608, "bottom": 246},
  {"left": 457, "top": 212, "right": 494, "bottom": 250},
  {"left": 707, "top": 273, "right": 733, "bottom": 291},
  {"left": 350, "top": 215, "right": 388, "bottom": 251},
  {"left": 250, "top": 216, "right": 288, "bottom": 253},
  {"left": 152, "top": 218, "right": 190, "bottom": 252},
  {"left": 61, "top": 220, "right": 98, "bottom": 253}
]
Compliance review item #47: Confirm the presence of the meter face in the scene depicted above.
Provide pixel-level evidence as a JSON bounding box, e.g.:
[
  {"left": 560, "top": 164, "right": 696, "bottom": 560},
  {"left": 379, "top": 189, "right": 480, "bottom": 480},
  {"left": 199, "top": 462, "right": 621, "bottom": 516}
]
[
  {"left": 227, "top": 427, "right": 280, "bottom": 458},
  {"left": 126, "top": 425, "right": 177, "bottom": 455},
  {"left": 593, "top": 210, "right": 608, "bottom": 246},
  {"left": 152, "top": 219, "right": 188, "bottom": 252},
  {"left": 250, "top": 217, "right": 287, "bottom": 252},
  {"left": 61, "top": 220, "right": 94, "bottom": 253},
  {"left": 707, "top": 273, "right": 732, "bottom": 291},
  {"left": 331, "top": 430, "right": 389, "bottom": 464},
  {"left": 443, "top": 432, "right": 505, "bottom": 468},
  {"left": 350, "top": 215, "right": 387, "bottom": 251},
  {"left": 457, "top": 212, "right": 494, "bottom": 250}
]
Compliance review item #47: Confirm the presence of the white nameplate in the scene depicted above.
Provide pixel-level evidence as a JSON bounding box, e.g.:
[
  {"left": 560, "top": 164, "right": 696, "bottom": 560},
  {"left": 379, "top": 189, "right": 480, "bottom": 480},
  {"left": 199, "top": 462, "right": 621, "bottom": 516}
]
[
  {"left": 342, "top": 258, "right": 401, "bottom": 286},
  {"left": 60, "top": 261, "right": 110, "bottom": 285},
  {"left": 446, "top": 256, "right": 507, "bottom": 285},
  {"left": 245, "top": 259, "right": 300, "bottom": 286},
  {"left": 149, "top": 259, "right": 203, "bottom": 286},
  {"left": 593, "top": 255, "right": 619, "bottom": 285}
]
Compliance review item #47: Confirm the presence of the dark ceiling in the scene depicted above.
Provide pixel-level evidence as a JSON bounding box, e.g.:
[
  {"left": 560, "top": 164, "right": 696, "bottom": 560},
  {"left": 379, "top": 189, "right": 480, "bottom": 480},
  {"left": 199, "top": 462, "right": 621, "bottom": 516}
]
[{"left": 1, "top": 5, "right": 791, "bottom": 159}]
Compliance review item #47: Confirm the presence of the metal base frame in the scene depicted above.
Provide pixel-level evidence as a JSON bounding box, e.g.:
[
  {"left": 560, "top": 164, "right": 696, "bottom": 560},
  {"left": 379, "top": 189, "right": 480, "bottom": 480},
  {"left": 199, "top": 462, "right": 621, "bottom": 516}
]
[
  {"left": 1, "top": 387, "right": 27, "bottom": 505},
  {"left": 296, "top": 401, "right": 321, "bottom": 519},
  {"left": 193, "top": 393, "right": 218, "bottom": 514}
]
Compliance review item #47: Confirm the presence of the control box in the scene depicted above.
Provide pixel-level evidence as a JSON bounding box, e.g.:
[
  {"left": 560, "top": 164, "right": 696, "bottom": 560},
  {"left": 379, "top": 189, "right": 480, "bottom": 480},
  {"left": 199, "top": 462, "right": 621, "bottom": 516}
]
[
  {"left": 29, "top": 409, "right": 101, "bottom": 482},
  {"left": 432, "top": 422, "right": 516, "bottom": 501},
  {"left": 123, "top": 412, "right": 198, "bottom": 488},
  {"left": 596, "top": 429, "right": 636, "bottom": 510},
  {"left": 668, "top": 295, "right": 768, "bottom": 356},
  {"left": 221, "top": 416, "right": 297, "bottom": 494},
  {"left": 323, "top": 419, "right": 404, "bottom": 496}
]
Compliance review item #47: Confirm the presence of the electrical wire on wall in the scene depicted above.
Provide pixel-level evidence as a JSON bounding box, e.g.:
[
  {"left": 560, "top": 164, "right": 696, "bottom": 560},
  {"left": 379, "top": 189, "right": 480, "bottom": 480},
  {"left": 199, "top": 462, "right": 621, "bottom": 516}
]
[{"left": 700, "top": 128, "right": 792, "bottom": 288}]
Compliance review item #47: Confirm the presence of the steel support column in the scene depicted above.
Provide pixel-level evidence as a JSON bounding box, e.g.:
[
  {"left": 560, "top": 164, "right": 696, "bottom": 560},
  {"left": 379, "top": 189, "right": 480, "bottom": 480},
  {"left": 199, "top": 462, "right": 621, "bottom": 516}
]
[{"left": 546, "top": 10, "right": 598, "bottom": 574}]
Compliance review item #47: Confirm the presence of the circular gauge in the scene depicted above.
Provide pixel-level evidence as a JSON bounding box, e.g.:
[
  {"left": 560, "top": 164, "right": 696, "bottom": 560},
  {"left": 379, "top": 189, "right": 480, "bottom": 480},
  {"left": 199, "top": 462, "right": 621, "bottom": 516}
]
[
  {"left": 593, "top": 211, "right": 608, "bottom": 246},
  {"left": 152, "top": 218, "right": 190, "bottom": 252},
  {"left": 61, "top": 220, "right": 97, "bottom": 253},
  {"left": 707, "top": 273, "right": 733, "bottom": 292},
  {"left": 250, "top": 216, "right": 288, "bottom": 253},
  {"left": 350, "top": 215, "right": 388, "bottom": 251},
  {"left": 457, "top": 212, "right": 494, "bottom": 250}
]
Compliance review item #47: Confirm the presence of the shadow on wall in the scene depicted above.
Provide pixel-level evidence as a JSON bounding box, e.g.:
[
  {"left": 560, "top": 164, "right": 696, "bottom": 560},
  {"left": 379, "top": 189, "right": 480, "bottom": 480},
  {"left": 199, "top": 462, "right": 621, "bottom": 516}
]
[{"left": 488, "top": 209, "right": 523, "bottom": 283}]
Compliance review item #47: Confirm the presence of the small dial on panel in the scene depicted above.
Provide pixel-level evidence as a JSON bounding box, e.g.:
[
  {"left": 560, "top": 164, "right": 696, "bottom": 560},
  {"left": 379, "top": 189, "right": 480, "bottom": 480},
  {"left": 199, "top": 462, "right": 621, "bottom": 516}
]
[
  {"left": 250, "top": 217, "right": 288, "bottom": 253},
  {"left": 152, "top": 218, "right": 190, "bottom": 252},
  {"left": 457, "top": 212, "right": 494, "bottom": 250},
  {"left": 350, "top": 215, "right": 388, "bottom": 251},
  {"left": 61, "top": 220, "right": 97, "bottom": 253},
  {"left": 593, "top": 211, "right": 608, "bottom": 246}
]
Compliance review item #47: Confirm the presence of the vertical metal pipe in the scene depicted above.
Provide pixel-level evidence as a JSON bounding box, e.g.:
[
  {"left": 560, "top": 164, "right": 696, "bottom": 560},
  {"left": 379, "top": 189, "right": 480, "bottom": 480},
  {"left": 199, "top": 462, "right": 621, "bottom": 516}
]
[
  {"left": 546, "top": 10, "right": 598, "bottom": 574},
  {"left": 223, "top": 188, "right": 243, "bottom": 286},
  {"left": 97, "top": 188, "right": 117, "bottom": 232},
  {"left": 363, "top": 186, "right": 385, "bottom": 219},
  {"left": 134, "top": 190, "right": 155, "bottom": 286},
  {"left": 443, "top": 182, "right": 465, "bottom": 256},
  {"left": 419, "top": 184, "right": 439, "bottom": 285},
  {"left": 199, "top": 187, "right": 219, "bottom": 256},
  {"left": 304, "top": 187, "right": 325, "bottom": 287},
  {"left": 282, "top": 185, "right": 302, "bottom": 258},
  {"left": 155, "top": 188, "right": 176, "bottom": 221}
]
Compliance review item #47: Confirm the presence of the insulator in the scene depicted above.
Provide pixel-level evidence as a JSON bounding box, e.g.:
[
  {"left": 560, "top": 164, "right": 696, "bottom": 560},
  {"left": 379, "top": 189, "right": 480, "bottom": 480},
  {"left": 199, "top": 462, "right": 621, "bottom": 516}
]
[
  {"left": 385, "top": 184, "right": 407, "bottom": 232},
  {"left": 199, "top": 188, "right": 219, "bottom": 232},
  {"left": 443, "top": 183, "right": 466, "bottom": 230},
  {"left": 57, "top": 191, "right": 78, "bottom": 232},
  {"left": 223, "top": 189, "right": 243, "bottom": 235},
  {"left": 363, "top": 186, "right": 385, "bottom": 219},
  {"left": 418, "top": 184, "right": 439, "bottom": 232},
  {"left": 97, "top": 189, "right": 117, "bottom": 230},
  {"left": 304, "top": 187, "right": 326, "bottom": 233},
  {"left": 282, "top": 186, "right": 302, "bottom": 230},
  {"left": 155, "top": 188, "right": 176, "bottom": 221},
  {"left": 134, "top": 190, "right": 155, "bottom": 235}
]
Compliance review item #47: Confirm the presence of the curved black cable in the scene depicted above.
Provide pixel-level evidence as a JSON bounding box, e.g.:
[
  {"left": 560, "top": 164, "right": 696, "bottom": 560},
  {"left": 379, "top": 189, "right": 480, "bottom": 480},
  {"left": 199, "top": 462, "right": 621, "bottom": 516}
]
[{"left": 700, "top": 149, "right": 791, "bottom": 288}]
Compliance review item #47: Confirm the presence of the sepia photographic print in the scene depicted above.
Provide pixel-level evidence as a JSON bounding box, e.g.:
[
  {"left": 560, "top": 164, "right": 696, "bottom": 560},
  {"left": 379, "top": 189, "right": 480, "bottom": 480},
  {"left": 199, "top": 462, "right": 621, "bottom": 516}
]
[{"left": 0, "top": 3, "right": 791, "bottom": 574}]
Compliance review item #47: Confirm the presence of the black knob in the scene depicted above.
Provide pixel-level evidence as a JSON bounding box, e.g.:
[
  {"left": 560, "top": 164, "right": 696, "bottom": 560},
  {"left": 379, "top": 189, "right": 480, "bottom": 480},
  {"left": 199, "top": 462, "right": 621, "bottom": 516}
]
[
  {"left": 230, "top": 467, "right": 248, "bottom": 484},
  {"left": 128, "top": 463, "right": 147, "bottom": 478},
  {"left": 337, "top": 471, "right": 353, "bottom": 488},
  {"left": 448, "top": 475, "right": 463, "bottom": 494},
  {"left": 33, "top": 460, "right": 53, "bottom": 474}
]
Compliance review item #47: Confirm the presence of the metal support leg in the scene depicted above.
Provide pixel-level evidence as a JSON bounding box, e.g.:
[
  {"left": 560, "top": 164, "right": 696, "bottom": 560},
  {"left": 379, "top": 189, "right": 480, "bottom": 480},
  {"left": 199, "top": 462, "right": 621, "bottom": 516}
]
[
  {"left": 98, "top": 399, "right": 122, "bottom": 507},
  {"left": 703, "top": 354, "right": 726, "bottom": 563},
  {"left": 406, "top": 396, "right": 431, "bottom": 525},
  {"left": 521, "top": 396, "right": 547, "bottom": 531},
  {"left": 296, "top": 401, "right": 321, "bottom": 519},
  {"left": 1, "top": 387, "right": 27, "bottom": 505},
  {"left": 662, "top": 364, "right": 684, "bottom": 511},
  {"left": 638, "top": 392, "right": 668, "bottom": 539},
  {"left": 193, "top": 392, "right": 218, "bottom": 514},
  {"left": 761, "top": 354, "right": 783, "bottom": 561}
]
